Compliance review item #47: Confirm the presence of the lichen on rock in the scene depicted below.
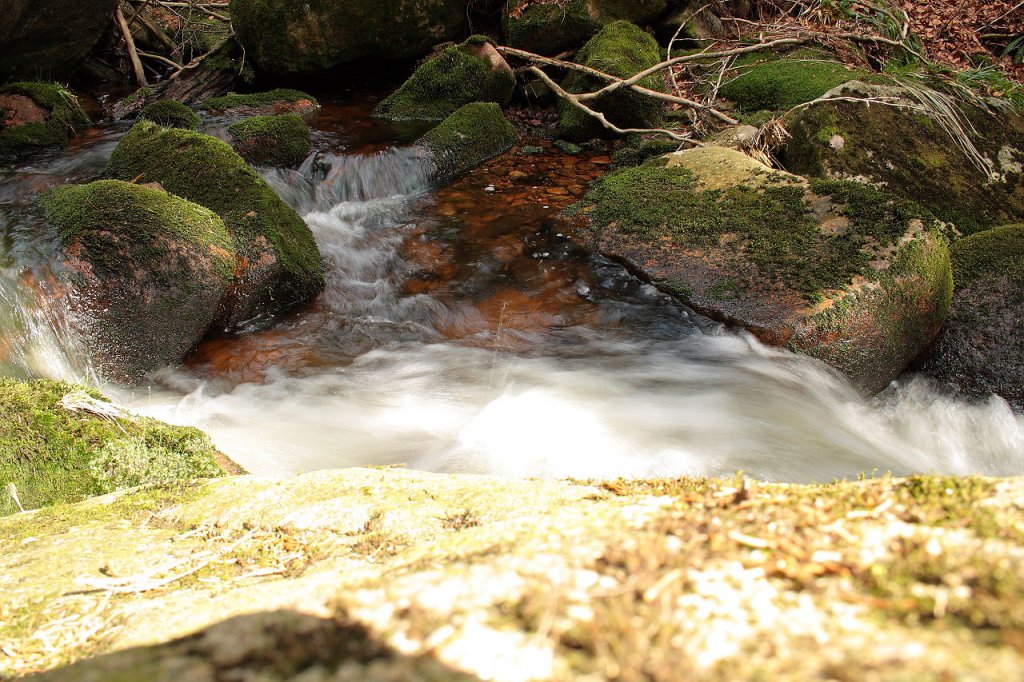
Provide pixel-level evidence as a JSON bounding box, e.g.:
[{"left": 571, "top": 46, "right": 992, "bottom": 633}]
[
  {"left": 558, "top": 21, "right": 665, "bottom": 141},
  {"left": 374, "top": 36, "right": 515, "bottom": 122},
  {"left": 573, "top": 146, "right": 952, "bottom": 392},
  {"left": 106, "top": 121, "right": 325, "bottom": 330},
  {"left": 228, "top": 113, "right": 312, "bottom": 167},
  {"left": 417, "top": 102, "right": 519, "bottom": 178}
]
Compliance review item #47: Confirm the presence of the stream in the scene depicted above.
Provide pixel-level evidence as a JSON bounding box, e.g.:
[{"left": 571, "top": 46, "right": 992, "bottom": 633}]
[{"left": 2, "top": 90, "right": 1023, "bottom": 483}]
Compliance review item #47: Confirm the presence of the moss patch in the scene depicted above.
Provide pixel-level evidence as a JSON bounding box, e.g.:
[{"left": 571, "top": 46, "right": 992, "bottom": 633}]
[
  {"left": 0, "top": 379, "right": 223, "bottom": 517},
  {"left": 559, "top": 20, "right": 665, "bottom": 141},
  {"left": 502, "top": 0, "right": 667, "bottom": 56},
  {"left": 373, "top": 37, "right": 515, "bottom": 122},
  {"left": 105, "top": 122, "right": 324, "bottom": 327},
  {"left": 138, "top": 100, "right": 202, "bottom": 130},
  {"left": 720, "top": 52, "right": 873, "bottom": 113},
  {"left": 0, "top": 82, "right": 90, "bottom": 159},
  {"left": 951, "top": 223, "right": 1024, "bottom": 287},
  {"left": 228, "top": 113, "right": 311, "bottom": 167},
  {"left": 418, "top": 102, "right": 519, "bottom": 177}
]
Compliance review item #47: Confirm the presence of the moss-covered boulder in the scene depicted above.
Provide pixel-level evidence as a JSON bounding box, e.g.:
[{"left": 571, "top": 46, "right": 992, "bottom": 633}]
[
  {"left": 0, "top": 82, "right": 90, "bottom": 160},
  {"left": 503, "top": 0, "right": 667, "bottom": 56},
  {"left": 4, "top": 470, "right": 1024, "bottom": 679},
  {"left": 416, "top": 102, "right": 519, "bottom": 178},
  {"left": 719, "top": 51, "right": 872, "bottom": 114},
  {"left": 0, "top": 0, "right": 117, "bottom": 80},
  {"left": 138, "top": 99, "right": 202, "bottom": 130},
  {"left": 227, "top": 113, "right": 312, "bottom": 167},
  {"left": 40, "top": 180, "right": 235, "bottom": 382},
  {"left": 559, "top": 21, "right": 664, "bottom": 142},
  {"left": 230, "top": 0, "right": 467, "bottom": 74},
  {"left": 199, "top": 88, "right": 320, "bottom": 118},
  {"left": 106, "top": 122, "right": 325, "bottom": 329},
  {"left": 374, "top": 36, "right": 515, "bottom": 122},
  {"left": 918, "top": 225, "right": 1024, "bottom": 408},
  {"left": 0, "top": 378, "right": 224, "bottom": 516},
  {"left": 784, "top": 81, "right": 1024, "bottom": 235},
  {"left": 575, "top": 146, "right": 953, "bottom": 393}
]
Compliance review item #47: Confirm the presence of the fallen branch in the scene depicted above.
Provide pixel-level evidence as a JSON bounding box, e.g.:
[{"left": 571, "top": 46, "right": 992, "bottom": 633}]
[{"left": 115, "top": 5, "right": 149, "bottom": 87}]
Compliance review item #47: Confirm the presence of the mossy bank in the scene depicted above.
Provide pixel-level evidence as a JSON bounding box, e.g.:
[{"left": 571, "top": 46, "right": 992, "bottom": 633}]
[
  {"left": 0, "top": 379, "right": 224, "bottom": 517},
  {"left": 0, "top": 82, "right": 90, "bottom": 160}
]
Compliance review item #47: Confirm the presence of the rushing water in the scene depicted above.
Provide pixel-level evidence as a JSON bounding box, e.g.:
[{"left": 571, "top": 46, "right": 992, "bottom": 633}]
[{"left": 2, "top": 100, "right": 1023, "bottom": 483}]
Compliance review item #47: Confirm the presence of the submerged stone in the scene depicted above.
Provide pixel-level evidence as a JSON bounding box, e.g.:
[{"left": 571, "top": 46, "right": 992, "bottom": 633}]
[
  {"left": 503, "top": 0, "right": 667, "bottom": 56},
  {"left": 230, "top": 0, "right": 467, "bottom": 73},
  {"left": 0, "top": 378, "right": 223, "bottom": 516},
  {"left": 417, "top": 102, "right": 519, "bottom": 178},
  {"left": 374, "top": 36, "right": 515, "bottom": 122},
  {"left": 785, "top": 81, "right": 1024, "bottom": 234},
  {"left": 559, "top": 21, "right": 665, "bottom": 141},
  {"left": 919, "top": 224, "right": 1024, "bottom": 408},
  {"left": 574, "top": 146, "right": 953, "bottom": 393},
  {"left": 0, "top": 82, "right": 90, "bottom": 160},
  {"left": 228, "top": 113, "right": 312, "bottom": 167},
  {"left": 106, "top": 122, "right": 325, "bottom": 329},
  {"left": 41, "top": 180, "right": 236, "bottom": 382},
  {"left": 199, "top": 88, "right": 320, "bottom": 118}
]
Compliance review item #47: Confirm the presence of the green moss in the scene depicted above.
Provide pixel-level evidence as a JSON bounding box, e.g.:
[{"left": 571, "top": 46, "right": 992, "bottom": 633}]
[
  {"left": 40, "top": 180, "right": 235, "bottom": 285},
  {"left": 578, "top": 160, "right": 938, "bottom": 297},
  {"left": 559, "top": 21, "right": 664, "bottom": 141},
  {"left": 228, "top": 113, "right": 312, "bottom": 167},
  {"left": 611, "top": 137, "right": 679, "bottom": 168},
  {"left": 105, "top": 122, "right": 324, "bottom": 324},
  {"left": 0, "top": 379, "right": 223, "bottom": 517},
  {"left": 502, "top": 0, "right": 667, "bottom": 56},
  {"left": 138, "top": 100, "right": 202, "bottom": 130},
  {"left": 202, "top": 88, "right": 318, "bottom": 113},
  {"left": 374, "top": 37, "right": 515, "bottom": 121},
  {"left": 0, "top": 82, "right": 90, "bottom": 159},
  {"left": 720, "top": 53, "right": 872, "bottom": 113},
  {"left": 951, "top": 224, "right": 1024, "bottom": 287},
  {"left": 419, "top": 102, "right": 519, "bottom": 177}
]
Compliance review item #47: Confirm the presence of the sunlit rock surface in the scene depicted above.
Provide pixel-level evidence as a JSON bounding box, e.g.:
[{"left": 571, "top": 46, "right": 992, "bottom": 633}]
[{"left": 4, "top": 468, "right": 1023, "bottom": 680}]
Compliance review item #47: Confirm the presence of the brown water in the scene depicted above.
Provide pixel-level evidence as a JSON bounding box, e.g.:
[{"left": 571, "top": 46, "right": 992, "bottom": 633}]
[{"left": 1, "top": 91, "right": 1022, "bottom": 481}]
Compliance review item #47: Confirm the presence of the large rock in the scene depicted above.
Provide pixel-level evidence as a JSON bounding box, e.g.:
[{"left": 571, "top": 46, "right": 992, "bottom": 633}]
[
  {"left": 0, "top": 0, "right": 117, "bottom": 80},
  {"left": 228, "top": 113, "right": 312, "bottom": 167},
  {"left": 3, "top": 469, "right": 1024, "bottom": 679},
  {"left": 138, "top": 100, "right": 202, "bottom": 130},
  {"left": 559, "top": 21, "right": 664, "bottom": 141},
  {"left": 918, "top": 224, "right": 1024, "bottom": 408},
  {"left": 0, "top": 378, "right": 224, "bottom": 516},
  {"left": 106, "top": 122, "right": 325, "bottom": 329},
  {"left": 0, "top": 82, "right": 90, "bottom": 160},
  {"left": 374, "top": 36, "right": 515, "bottom": 122},
  {"left": 785, "top": 81, "right": 1024, "bottom": 235},
  {"left": 503, "top": 0, "right": 667, "bottom": 56},
  {"left": 41, "top": 180, "right": 236, "bottom": 382},
  {"left": 416, "top": 102, "right": 518, "bottom": 177},
  {"left": 574, "top": 146, "right": 953, "bottom": 393},
  {"left": 719, "top": 51, "right": 872, "bottom": 114},
  {"left": 230, "top": 0, "right": 468, "bottom": 74}
]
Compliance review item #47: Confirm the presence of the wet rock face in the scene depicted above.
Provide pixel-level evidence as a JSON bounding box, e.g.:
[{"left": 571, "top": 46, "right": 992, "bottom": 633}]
[
  {"left": 785, "top": 81, "right": 1024, "bottom": 235},
  {"left": 41, "top": 180, "right": 236, "bottom": 382},
  {"left": 0, "top": 0, "right": 117, "bottom": 80},
  {"left": 575, "top": 146, "right": 953, "bottom": 393},
  {"left": 230, "top": 0, "right": 468, "bottom": 74},
  {"left": 918, "top": 224, "right": 1024, "bottom": 409},
  {"left": 106, "top": 122, "right": 325, "bottom": 330}
]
